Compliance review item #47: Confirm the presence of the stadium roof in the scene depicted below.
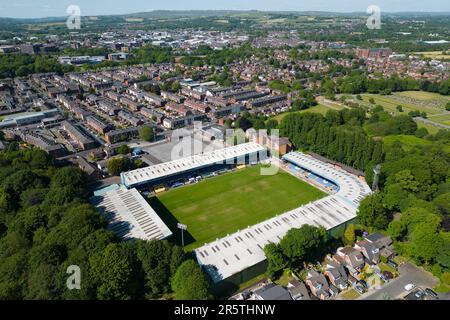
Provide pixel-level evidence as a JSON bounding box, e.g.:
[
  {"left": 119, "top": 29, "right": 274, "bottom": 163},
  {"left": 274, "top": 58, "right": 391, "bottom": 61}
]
[
  {"left": 90, "top": 185, "right": 172, "bottom": 241},
  {"left": 121, "top": 142, "right": 265, "bottom": 188},
  {"left": 195, "top": 151, "right": 371, "bottom": 283}
]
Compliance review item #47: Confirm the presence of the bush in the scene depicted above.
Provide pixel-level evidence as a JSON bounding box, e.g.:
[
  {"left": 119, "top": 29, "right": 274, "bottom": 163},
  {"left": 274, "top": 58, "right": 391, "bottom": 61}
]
[
  {"left": 442, "top": 272, "right": 450, "bottom": 285},
  {"left": 432, "top": 264, "right": 443, "bottom": 278}
]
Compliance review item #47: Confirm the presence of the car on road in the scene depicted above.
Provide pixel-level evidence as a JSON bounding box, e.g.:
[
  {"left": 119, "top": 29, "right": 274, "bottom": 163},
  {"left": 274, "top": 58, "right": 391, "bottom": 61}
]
[
  {"left": 404, "top": 283, "right": 416, "bottom": 291},
  {"left": 425, "top": 288, "right": 438, "bottom": 299}
]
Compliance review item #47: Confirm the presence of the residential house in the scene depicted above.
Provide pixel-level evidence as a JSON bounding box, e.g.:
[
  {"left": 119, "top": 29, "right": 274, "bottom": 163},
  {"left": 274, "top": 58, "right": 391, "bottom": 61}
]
[
  {"left": 355, "top": 239, "right": 380, "bottom": 265},
  {"left": 324, "top": 258, "right": 348, "bottom": 291},
  {"left": 287, "top": 280, "right": 311, "bottom": 300},
  {"left": 305, "top": 270, "right": 330, "bottom": 300},
  {"left": 252, "top": 284, "right": 292, "bottom": 300},
  {"left": 364, "top": 233, "right": 396, "bottom": 260},
  {"left": 335, "top": 247, "right": 365, "bottom": 276}
]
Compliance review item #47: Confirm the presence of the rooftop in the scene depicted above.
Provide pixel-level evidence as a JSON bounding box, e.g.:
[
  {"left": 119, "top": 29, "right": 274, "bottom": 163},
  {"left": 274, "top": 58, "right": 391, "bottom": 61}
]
[
  {"left": 195, "top": 151, "right": 371, "bottom": 283},
  {"left": 120, "top": 142, "right": 265, "bottom": 188},
  {"left": 90, "top": 185, "right": 172, "bottom": 241}
]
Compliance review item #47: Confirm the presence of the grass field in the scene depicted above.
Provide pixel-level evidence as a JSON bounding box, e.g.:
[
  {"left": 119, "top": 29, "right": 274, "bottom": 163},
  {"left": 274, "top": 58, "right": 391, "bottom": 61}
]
[
  {"left": 361, "top": 93, "right": 446, "bottom": 116},
  {"left": 273, "top": 103, "right": 345, "bottom": 121},
  {"left": 396, "top": 91, "right": 447, "bottom": 100},
  {"left": 383, "top": 135, "right": 432, "bottom": 150},
  {"left": 360, "top": 91, "right": 450, "bottom": 127},
  {"left": 414, "top": 51, "right": 450, "bottom": 60},
  {"left": 428, "top": 113, "right": 450, "bottom": 126},
  {"left": 417, "top": 122, "right": 440, "bottom": 134},
  {"left": 384, "top": 134, "right": 450, "bottom": 153},
  {"left": 150, "top": 165, "right": 325, "bottom": 250}
]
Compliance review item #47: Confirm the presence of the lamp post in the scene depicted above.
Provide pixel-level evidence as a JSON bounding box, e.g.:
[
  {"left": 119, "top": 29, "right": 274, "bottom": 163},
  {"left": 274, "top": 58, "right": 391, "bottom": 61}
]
[{"left": 177, "top": 223, "right": 187, "bottom": 248}]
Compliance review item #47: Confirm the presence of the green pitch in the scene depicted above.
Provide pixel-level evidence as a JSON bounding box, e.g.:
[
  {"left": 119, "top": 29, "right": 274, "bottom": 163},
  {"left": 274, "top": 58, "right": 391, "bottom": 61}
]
[{"left": 150, "top": 165, "right": 326, "bottom": 250}]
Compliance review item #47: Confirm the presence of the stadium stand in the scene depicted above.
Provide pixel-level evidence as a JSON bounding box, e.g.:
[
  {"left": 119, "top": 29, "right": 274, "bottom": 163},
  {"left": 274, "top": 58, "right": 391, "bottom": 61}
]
[
  {"left": 90, "top": 185, "right": 172, "bottom": 241},
  {"left": 120, "top": 142, "right": 266, "bottom": 189},
  {"left": 195, "top": 151, "right": 372, "bottom": 283}
]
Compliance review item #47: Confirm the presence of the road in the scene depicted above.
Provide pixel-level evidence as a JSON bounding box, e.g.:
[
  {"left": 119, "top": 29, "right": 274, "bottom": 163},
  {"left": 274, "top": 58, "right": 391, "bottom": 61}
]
[
  {"left": 360, "top": 262, "right": 439, "bottom": 300},
  {"left": 414, "top": 116, "right": 450, "bottom": 130}
]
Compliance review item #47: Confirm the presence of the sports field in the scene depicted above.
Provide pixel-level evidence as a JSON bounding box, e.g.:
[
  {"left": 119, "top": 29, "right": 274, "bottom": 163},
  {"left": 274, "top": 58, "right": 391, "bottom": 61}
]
[
  {"left": 273, "top": 103, "right": 346, "bottom": 121},
  {"left": 361, "top": 91, "right": 449, "bottom": 118},
  {"left": 150, "top": 165, "right": 325, "bottom": 250}
]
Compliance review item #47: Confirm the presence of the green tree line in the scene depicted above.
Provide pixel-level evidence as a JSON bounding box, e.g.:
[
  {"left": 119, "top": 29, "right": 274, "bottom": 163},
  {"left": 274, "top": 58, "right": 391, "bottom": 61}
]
[{"left": 0, "top": 146, "right": 211, "bottom": 300}]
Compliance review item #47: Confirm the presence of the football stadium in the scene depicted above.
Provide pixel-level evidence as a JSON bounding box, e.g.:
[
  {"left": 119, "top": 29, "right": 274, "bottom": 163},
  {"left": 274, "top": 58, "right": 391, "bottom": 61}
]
[
  {"left": 154, "top": 164, "right": 326, "bottom": 251},
  {"left": 98, "top": 142, "right": 372, "bottom": 288}
]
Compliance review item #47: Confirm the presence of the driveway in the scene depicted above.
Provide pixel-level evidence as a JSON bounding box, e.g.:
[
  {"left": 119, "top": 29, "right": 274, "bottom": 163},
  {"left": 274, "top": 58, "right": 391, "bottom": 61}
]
[{"left": 359, "top": 262, "right": 439, "bottom": 300}]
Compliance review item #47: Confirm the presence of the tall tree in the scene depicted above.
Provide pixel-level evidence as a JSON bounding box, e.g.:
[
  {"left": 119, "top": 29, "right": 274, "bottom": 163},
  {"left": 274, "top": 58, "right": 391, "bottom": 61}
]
[
  {"left": 172, "top": 260, "right": 211, "bottom": 300},
  {"left": 357, "top": 193, "right": 390, "bottom": 229}
]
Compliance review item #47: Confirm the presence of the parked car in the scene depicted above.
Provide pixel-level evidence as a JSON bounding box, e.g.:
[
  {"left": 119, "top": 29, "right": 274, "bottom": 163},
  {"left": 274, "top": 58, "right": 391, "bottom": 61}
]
[
  {"left": 382, "top": 271, "right": 394, "bottom": 280},
  {"left": 240, "top": 291, "right": 251, "bottom": 300},
  {"left": 414, "top": 289, "right": 425, "bottom": 299},
  {"left": 387, "top": 259, "right": 398, "bottom": 268},
  {"left": 404, "top": 283, "right": 415, "bottom": 291},
  {"left": 378, "top": 272, "right": 389, "bottom": 282},
  {"left": 425, "top": 288, "right": 438, "bottom": 299},
  {"left": 354, "top": 284, "right": 365, "bottom": 295},
  {"left": 359, "top": 280, "right": 369, "bottom": 290}
]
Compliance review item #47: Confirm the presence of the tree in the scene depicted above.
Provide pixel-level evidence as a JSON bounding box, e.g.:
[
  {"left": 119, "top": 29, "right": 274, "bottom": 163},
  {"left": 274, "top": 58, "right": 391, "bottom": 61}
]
[
  {"left": 264, "top": 243, "right": 287, "bottom": 278},
  {"left": 436, "top": 241, "right": 450, "bottom": 269},
  {"left": 409, "top": 223, "right": 443, "bottom": 264},
  {"left": 387, "top": 220, "right": 407, "bottom": 241},
  {"left": 253, "top": 119, "right": 265, "bottom": 130},
  {"left": 172, "top": 260, "right": 211, "bottom": 300},
  {"left": 265, "top": 119, "right": 279, "bottom": 134},
  {"left": 107, "top": 157, "right": 131, "bottom": 176},
  {"left": 117, "top": 145, "right": 131, "bottom": 155},
  {"left": 135, "top": 240, "right": 185, "bottom": 297},
  {"left": 25, "top": 264, "right": 58, "bottom": 299},
  {"left": 50, "top": 166, "right": 87, "bottom": 198},
  {"left": 343, "top": 224, "right": 356, "bottom": 245},
  {"left": 90, "top": 243, "right": 134, "bottom": 300},
  {"left": 442, "top": 272, "right": 450, "bottom": 285},
  {"left": 357, "top": 193, "right": 390, "bottom": 229},
  {"left": 235, "top": 116, "right": 252, "bottom": 131},
  {"left": 0, "top": 188, "right": 14, "bottom": 223},
  {"left": 279, "top": 225, "right": 328, "bottom": 264},
  {"left": 171, "top": 81, "right": 181, "bottom": 93},
  {"left": 139, "top": 126, "right": 155, "bottom": 142},
  {"left": 224, "top": 118, "right": 233, "bottom": 129},
  {"left": 382, "top": 183, "right": 408, "bottom": 211}
]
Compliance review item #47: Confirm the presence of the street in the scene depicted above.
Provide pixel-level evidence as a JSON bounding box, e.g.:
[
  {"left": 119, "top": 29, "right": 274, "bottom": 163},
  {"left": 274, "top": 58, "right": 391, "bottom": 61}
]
[{"left": 360, "top": 262, "right": 439, "bottom": 300}]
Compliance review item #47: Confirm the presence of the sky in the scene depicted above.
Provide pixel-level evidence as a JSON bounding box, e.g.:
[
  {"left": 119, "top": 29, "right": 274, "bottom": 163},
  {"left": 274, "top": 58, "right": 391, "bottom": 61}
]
[{"left": 0, "top": 0, "right": 449, "bottom": 19}]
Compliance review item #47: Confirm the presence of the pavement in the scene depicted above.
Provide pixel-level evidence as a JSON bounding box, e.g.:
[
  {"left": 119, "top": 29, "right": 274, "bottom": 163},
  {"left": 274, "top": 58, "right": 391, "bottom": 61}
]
[{"left": 359, "top": 262, "right": 439, "bottom": 300}]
